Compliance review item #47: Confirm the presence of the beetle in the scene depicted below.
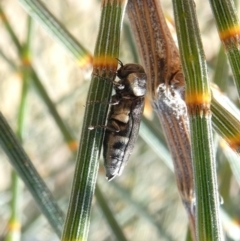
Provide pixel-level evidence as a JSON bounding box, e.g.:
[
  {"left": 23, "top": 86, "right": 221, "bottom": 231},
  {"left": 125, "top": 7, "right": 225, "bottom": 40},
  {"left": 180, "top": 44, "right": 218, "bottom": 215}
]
[{"left": 102, "top": 60, "right": 147, "bottom": 181}]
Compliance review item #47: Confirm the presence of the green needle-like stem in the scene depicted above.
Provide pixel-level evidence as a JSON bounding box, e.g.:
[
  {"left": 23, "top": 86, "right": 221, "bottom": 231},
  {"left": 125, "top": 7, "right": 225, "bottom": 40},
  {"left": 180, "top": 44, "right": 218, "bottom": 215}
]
[
  {"left": 0, "top": 112, "right": 65, "bottom": 237},
  {"left": 61, "top": 1, "right": 127, "bottom": 240},
  {"left": 172, "top": 0, "right": 222, "bottom": 240}
]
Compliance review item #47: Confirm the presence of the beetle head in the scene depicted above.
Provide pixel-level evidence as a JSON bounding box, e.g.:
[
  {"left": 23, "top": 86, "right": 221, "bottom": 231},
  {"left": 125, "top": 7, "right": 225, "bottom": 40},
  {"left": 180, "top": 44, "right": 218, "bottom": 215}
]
[
  {"left": 117, "top": 63, "right": 145, "bottom": 79},
  {"left": 116, "top": 63, "right": 146, "bottom": 97}
]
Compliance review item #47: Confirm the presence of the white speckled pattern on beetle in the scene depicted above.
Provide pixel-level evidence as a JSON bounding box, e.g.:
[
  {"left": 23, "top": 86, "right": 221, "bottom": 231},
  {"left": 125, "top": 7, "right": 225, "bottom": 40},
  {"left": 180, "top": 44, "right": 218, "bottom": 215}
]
[{"left": 103, "top": 61, "right": 147, "bottom": 181}]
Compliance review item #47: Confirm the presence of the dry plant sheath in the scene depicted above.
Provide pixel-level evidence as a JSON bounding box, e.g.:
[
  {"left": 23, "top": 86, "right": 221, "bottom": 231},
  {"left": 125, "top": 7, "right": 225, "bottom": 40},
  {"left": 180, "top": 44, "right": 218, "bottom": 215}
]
[
  {"left": 127, "top": 0, "right": 195, "bottom": 238},
  {"left": 61, "top": 1, "right": 127, "bottom": 241},
  {"left": 127, "top": 0, "right": 184, "bottom": 99},
  {"left": 154, "top": 85, "right": 195, "bottom": 229}
]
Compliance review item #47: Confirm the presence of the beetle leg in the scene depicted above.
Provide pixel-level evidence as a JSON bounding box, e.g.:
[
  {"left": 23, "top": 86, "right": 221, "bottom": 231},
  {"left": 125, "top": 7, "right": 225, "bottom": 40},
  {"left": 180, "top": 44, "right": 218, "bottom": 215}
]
[
  {"left": 88, "top": 125, "right": 120, "bottom": 132},
  {"left": 85, "top": 99, "right": 119, "bottom": 106}
]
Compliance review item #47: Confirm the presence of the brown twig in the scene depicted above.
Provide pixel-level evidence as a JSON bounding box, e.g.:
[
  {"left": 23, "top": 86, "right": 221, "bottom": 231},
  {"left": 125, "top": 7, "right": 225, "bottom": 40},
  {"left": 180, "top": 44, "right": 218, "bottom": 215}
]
[
  {"left": 127, "top": 0, "right": 184, "bottom": 99},
  {"left": 127, "top": 0, "right": 195, "bottom": 239}
]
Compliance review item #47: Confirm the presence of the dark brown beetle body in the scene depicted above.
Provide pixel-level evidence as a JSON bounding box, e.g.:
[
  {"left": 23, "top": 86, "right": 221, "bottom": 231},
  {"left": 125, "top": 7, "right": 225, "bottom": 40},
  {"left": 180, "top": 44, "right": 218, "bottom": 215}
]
[{"left": 103, "top": 62, "right": 147, "bottom": 181}]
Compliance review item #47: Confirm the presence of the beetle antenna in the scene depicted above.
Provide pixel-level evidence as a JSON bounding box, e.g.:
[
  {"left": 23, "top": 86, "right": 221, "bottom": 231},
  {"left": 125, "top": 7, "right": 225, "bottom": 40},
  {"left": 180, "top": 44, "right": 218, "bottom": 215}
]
[{"left": 116, "top": 58, "right": 124, "bottom": 67}]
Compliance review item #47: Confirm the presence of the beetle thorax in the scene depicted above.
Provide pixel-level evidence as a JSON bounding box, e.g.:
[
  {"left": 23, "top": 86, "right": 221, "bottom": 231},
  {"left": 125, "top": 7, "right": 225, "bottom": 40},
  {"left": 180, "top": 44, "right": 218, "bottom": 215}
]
[{"left": 117, "top": 73, "right": 146, "bottom": 97}]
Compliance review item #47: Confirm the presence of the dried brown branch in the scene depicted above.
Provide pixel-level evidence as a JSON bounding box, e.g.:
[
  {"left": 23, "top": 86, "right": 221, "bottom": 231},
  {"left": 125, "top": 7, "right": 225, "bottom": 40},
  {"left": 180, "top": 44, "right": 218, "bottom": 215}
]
[
  {"left": 127, "top": 0, "right": 195, "bottom": 239},
  {"left": 127, "top": 0, "right": 184, "bottom": 99}
]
